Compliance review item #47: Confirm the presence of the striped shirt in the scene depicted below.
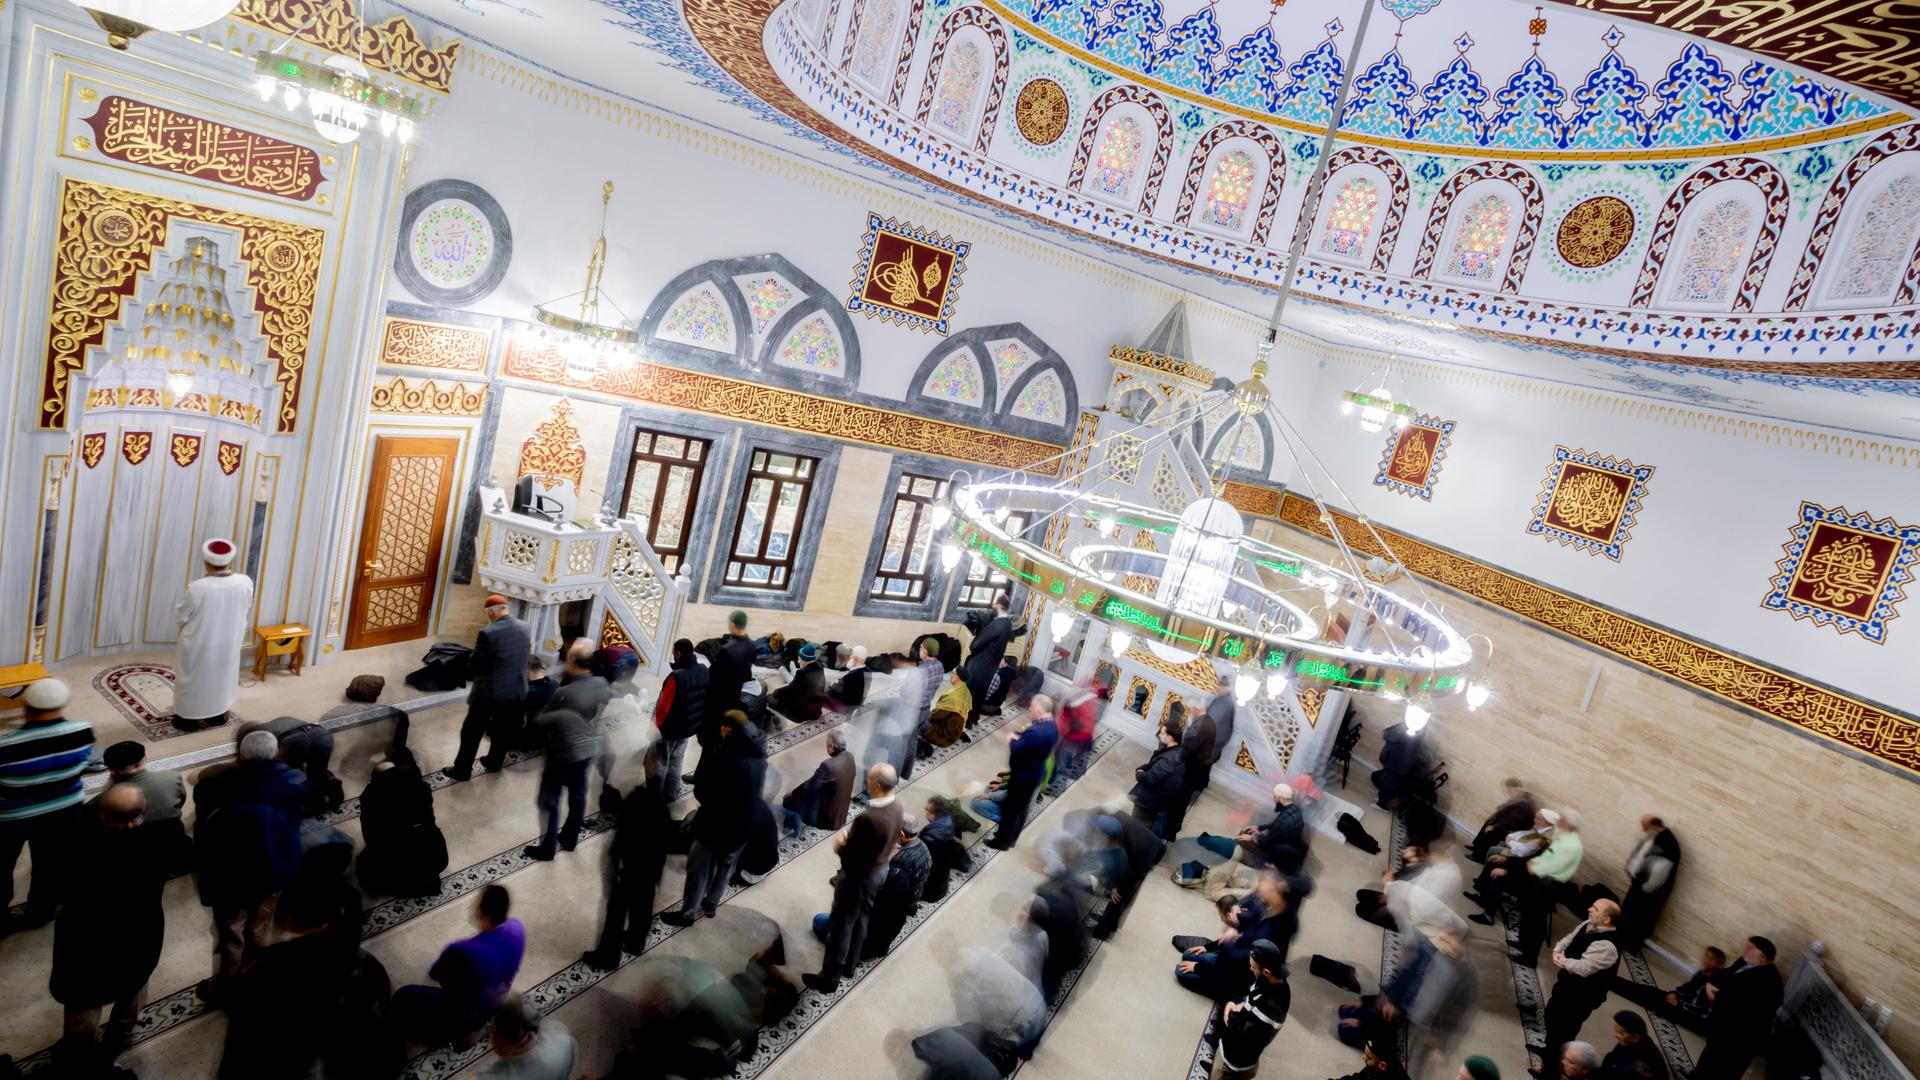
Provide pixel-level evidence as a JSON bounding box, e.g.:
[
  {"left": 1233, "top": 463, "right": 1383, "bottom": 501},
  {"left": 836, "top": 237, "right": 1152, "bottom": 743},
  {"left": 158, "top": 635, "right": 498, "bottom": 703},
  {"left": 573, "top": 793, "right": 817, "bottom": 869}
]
[{"left": 0, "top": 716, "right": 95, "bottom": 821}]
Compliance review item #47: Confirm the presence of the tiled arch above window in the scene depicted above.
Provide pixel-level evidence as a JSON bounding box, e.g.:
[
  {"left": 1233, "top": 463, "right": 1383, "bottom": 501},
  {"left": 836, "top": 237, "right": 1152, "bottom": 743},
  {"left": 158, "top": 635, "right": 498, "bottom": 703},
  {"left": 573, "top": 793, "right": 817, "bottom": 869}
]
[
  {"left": 639, "top": 254, "right": 863, "bottom": 392},
  {"left": 905, "top": 322, "right": 1079, "bottom": 439}
]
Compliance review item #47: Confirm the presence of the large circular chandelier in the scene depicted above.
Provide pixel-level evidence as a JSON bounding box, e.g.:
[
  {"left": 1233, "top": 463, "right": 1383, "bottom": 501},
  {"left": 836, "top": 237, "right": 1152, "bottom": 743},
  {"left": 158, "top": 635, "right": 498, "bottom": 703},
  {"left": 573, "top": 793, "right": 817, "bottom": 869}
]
[{"left": 938, "top": 361, "right": 1474, "bottom": 718}]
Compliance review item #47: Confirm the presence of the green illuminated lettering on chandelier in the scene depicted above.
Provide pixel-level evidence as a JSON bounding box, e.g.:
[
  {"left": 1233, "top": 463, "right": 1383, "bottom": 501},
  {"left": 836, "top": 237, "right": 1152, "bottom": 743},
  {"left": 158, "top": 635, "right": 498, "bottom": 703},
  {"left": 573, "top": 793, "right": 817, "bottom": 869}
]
[{"left": 1099, "top": 599, "right": 1207, "bottom": 646}]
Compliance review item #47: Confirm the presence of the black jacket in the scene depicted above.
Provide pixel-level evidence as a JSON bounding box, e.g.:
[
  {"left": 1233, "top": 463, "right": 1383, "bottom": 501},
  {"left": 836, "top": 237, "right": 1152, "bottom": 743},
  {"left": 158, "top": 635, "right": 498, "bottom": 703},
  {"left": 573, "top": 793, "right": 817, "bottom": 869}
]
[
  {"left": 691, "top": 727, "right": 767, "bottom": 849},
  {"left": 659, "top": 660, "right": 710, "bottom": 740},
  {"left": 706, "top": 634, "right": 759, "bottom": 730},
  {"left": 1129, "top": 744, "right": 1187, "bottom": 813},
  {"left": 469, "top": 616, "right": 531, "bottom": 704},
  {"left": 921, "top": 814, "right": 969, "bottom": 902},
  {"left": 963, "top": 616, "right": 1013, "bottom": 680},
  {"left": 1181, "top": 713, "right": 1217, "bottom": 789}
]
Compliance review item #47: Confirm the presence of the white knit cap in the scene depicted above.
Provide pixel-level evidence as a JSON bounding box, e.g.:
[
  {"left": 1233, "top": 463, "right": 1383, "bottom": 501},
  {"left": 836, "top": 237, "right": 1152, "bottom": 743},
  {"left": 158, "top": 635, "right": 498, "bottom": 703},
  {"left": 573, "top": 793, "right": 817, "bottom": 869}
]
[
  {"left": 202, "top": 538, "right": 236, "bottom": 568},
  {"left": 1539, "top": 809, "right": 1562, "bottom": 826},
  {"left": 23, "top": 678, "right": 69, "bottom": 710},
  {"left": 1273, "top": 783, "right": 1294, "bottom": 803}
]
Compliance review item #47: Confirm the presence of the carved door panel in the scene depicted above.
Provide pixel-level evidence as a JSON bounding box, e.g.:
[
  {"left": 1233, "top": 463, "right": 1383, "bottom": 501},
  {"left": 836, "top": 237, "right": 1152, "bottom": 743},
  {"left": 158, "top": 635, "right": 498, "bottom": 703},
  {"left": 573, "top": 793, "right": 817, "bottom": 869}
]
[{"left": 346, "top": 436, "right": 459, "bottom": 650}]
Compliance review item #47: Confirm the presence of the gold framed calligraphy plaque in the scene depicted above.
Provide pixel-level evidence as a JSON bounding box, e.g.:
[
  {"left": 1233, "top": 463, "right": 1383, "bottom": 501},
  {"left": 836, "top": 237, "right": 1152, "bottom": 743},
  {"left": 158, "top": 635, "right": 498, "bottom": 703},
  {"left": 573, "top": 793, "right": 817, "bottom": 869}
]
[
  {"left": 1763, "top": 502, "right": 1919, "bottom": 645},
  {"left": 81, "top": 95, "right": 327, "bottom": 202},
  {"left": 846, "top": 213, "right": 969, "bottom": 334},
  {"left": 1525, "top": 446, "right": 1654, "bottom": 562}
]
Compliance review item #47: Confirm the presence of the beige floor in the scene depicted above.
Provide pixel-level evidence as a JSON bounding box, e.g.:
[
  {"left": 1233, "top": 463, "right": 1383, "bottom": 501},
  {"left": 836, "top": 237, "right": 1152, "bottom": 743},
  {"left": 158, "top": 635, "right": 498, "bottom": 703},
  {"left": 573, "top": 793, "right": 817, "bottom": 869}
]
[{"left": 1, "top": 674, "right": 1710, "bottom": 1080}]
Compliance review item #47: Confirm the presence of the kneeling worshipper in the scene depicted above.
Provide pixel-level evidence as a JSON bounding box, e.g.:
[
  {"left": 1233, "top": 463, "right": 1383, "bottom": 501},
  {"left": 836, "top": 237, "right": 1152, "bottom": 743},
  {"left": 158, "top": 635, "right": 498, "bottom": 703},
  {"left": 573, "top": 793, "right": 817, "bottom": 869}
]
[
  {"left": 172, "top": 538, "right": 254, "bottom": 731},
  {"left": 356, "top": 757, "right": 449, "bottom": 898},
  {"left": 924, "top": 669, "right": 973, "bottom": 749},
  {"left": 770, "top": 643, "right": 830, "bottom": 723}
]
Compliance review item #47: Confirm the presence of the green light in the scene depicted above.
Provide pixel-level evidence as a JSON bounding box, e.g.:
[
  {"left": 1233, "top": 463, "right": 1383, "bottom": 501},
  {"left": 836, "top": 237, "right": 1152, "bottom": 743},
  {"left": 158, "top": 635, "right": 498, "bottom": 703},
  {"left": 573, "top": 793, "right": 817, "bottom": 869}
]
[
  {"left": 1099, "top": 599, "right": 1207, "bottom": 646},
  {"left": 1296, "top": 659, "right": 1347, "bottom": 680},
  {"left": 1221, "top": 638, "right": 1245, "bottom": 659},
  {"left": 1248, "top": 557, "right": 1301, "bottom": 576},
  {"left": 1075, "top": 590, "right": 1099, "bottom": 609},
  {"left": 1047, "top": 578, "right": 1066, "bottom": 596},
  {"left": 1262, "top": 652, "right": 1289, "bottom": 668}
]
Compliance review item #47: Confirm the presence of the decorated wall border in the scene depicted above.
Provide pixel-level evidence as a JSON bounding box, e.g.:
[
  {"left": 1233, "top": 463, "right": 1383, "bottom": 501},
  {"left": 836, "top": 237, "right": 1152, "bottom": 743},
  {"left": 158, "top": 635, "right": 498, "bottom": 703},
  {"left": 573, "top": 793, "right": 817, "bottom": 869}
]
[
  {"left": 1171, "top": 120, "right": 1287, "bottom": 245},
  {"left": 1761, "top": 501, "right": 1919, "bottom": 645},
  {"left": 368, "top": 375, "right": 487, "bottom": 416},
  {"left": 1630, "top": 157, "right": 1791, "bottom": 312},
  {"left": 41, "top": 178, "right": 323, "bottom": 433},
  {"left": 1065, "top": 84, "right": 1175, "bottom": 214},
  {"left": 378, "top": 315, "right": 491, "bottom": 373},
  {"left": 1278, "top": 493, "right": 1920, "bottom": 779},
  {"left": 228, "top": 0, "right": 461, "bottom": 95},
  {"left": 1783, "top": 123, "right": 1920, "bottom": 310},
  {"left": 845, "top": 212, "right": 970, "bottom": 333},
  {"left": 1373, "top": 414, "right": 1455, "bottom": 501},
  {"left": 911, "top": 5, "right": 1010, "bottom": 156},
  {"left": 1524, "top": 445, "right": 1655, "bottom": 562},
  {"left": 1409, "top": 160, "right": 1546, "bottom": 294}
]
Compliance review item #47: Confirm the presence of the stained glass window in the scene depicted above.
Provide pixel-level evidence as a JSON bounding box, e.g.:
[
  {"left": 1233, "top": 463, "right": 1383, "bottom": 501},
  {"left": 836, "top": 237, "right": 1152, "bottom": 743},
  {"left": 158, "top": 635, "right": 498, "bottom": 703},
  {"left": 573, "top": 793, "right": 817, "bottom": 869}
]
[
  {"left": 925, "top": 350, "right": 984, "bottom": 405},
  {"left": 775, "top": 313, "right": 843, "bottom": 373},
  {"left": 851, "top": 0, "right": 899, "bottom": 86},
  {"left": 738, "top": 275, "right": 796, "bottom": 339},
  {"left": 1010, "top": 370, "right": 1066, "bottom": 423},
  {"left": 1232, "top": 421, "right": 1265, "bottom": 469},
  {"left": 1447, "top": 194, "right": 1514, "bottom": 281},
  {"left": 1321, "top": 177, "right": 1380, "bottom": 258},
  {"left": 1670, "top": 199, "right": 1754, "bottom": 304},
  {"left": 1202, "top": 150, "right": 1258, "bottom": 231},
  {"left": 1089, "top": 115, "right": 1144, "bottom": 199},
  {"left": 658, "top": 285, "right": 734, "bottom": 350},
  {"left": 991, "top": 340, "right": 1036, "bottom": 387},
  {"left": 1828, "top": 174, "right": 1920, "bottom": 303},
  {"left": 932, "top": 40, "right": 985, "bottom": 136}
]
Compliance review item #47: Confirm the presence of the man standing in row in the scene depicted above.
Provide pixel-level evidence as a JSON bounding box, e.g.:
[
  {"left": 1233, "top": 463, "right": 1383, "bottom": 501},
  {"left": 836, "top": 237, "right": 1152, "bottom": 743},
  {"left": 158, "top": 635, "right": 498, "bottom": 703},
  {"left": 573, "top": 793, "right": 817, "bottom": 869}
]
[
  {"left": 649, "top": 638, "right": 707, "bottom": 801},
  {"left": 172, "top": 538, "right": 253, "bottom": 732},
  {"left": 524, "top": 642, "right": 610, "bottom": 861},
  {"left": 1541, "top": 898, "right": 1622, "bottom": 1075},
  {"left": 805, "top": 763, "right": 903, "bottom": 993},
  {"left": 0, "top": 679, "right": 95, "bottom": 933},
  {"left": 451, "top": 595, "right": 531, "bottom": 781},
  {"left": 961, "top": 596, "right": 1014, "bottom": 731}
]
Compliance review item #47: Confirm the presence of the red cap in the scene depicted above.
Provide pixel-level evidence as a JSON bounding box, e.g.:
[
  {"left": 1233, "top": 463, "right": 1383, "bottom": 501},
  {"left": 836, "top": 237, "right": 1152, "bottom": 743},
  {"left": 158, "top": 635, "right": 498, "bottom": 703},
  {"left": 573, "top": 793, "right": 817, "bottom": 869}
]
[{"left": 484, "top": 594, "right": 509, "bottom": 607}]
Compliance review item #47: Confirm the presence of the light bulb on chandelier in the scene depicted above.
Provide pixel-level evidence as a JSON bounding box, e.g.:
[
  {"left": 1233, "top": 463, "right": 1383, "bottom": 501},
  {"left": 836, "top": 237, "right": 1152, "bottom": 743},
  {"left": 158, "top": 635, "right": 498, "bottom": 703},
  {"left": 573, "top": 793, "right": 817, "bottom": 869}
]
[
  {"left": 1049, "top": 610, "right": 1074, "bottom": 640},
  {"left": 1466, "top": 683, "right": 1491, "bottom": 711},
  {"left": 931, "top": 504, "right": 952, "bottom": 530},
  {"left": 1233, "top": 674, "right": 1258, "bottom": 706},
  {"left": 940, "top": 543, "right": 961, "bottom": 573},
  {"left": 1108, "top": 628, "right": 1132, "bottom": 656},
  {"left": 1265, "top": 671, "right": 1289, "bottom": 698},
  {"left": 1405, "top": 701, "right": 1431, "bottom": 733}
]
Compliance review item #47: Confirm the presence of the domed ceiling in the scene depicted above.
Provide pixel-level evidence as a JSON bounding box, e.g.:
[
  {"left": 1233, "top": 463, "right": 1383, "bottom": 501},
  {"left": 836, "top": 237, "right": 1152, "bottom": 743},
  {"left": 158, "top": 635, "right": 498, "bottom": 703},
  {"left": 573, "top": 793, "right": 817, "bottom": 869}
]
[{"left": 389, "top": 0, "right": 1920, "bottom": 434}]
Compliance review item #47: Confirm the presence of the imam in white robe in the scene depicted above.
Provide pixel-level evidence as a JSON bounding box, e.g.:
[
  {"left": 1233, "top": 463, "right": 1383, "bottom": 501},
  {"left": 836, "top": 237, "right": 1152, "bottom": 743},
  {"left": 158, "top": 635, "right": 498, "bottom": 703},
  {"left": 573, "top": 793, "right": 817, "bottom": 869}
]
[{"left": 173, "top": 572, "right": 254, "bottom": 720}]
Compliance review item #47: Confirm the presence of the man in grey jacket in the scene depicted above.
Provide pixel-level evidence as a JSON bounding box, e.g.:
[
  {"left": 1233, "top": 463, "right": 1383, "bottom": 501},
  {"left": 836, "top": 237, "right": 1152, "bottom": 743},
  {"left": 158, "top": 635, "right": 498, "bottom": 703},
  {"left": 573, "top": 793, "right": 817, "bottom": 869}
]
[
  {"left": 523, "top": 644, "right": 609, "bottom": 861},
  {"left": 451, "top": 595, "right": 531, "bottom": 780}
]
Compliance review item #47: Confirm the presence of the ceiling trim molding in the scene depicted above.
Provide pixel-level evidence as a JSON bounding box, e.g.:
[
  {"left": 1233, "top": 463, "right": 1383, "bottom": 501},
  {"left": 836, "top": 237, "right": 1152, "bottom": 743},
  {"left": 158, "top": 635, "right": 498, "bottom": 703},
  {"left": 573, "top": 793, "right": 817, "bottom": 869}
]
[{"left": 1278, "top": 493, "right": 1920, "bottom": 781}]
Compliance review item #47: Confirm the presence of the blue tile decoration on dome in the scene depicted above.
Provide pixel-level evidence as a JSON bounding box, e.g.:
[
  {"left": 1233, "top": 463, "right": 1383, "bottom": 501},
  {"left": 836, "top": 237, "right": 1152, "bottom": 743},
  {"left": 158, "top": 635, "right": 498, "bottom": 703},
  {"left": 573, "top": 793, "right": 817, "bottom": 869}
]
[{"left": 1003, "top": 0, "right": 1886, "bottom": 153}]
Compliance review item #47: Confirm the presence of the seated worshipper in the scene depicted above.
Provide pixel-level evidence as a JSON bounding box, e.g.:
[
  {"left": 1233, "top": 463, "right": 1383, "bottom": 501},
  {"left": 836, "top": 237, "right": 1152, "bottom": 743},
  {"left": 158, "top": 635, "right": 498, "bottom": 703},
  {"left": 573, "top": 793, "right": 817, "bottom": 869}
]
[
  {"left": 1470, "top": 778, "right": 1536, "bottom": 863},
  {"left": 50, "top": 786, "right": 169, "bottom": 1055},
  {"left": 978, "top": 655, "right": 1021, "bottom": 714},
  {"left": 665, "top": 709, "right": 767, "bottom": 925},
  {"left": 1328, "top": 1039, "right": 1414, "bottom": 1080},
  {"left": 1540, "top": 899, "right": 1623, "bottom": 1073},
  {"left": 735, "top": 781, "right": 784, "bottom": 886},
  {"left": 946, "top": 911, "right": 1049, "bottom": 1062},
  {"left": 1129, "top": 714, "right": 1187, "bottom": 838},
  {"left": 1173, "top": 893, "right": 1245, "bottom": 955},
  {"left": 1466, "top": 808, "right": 1559, "bottom": 916},
  {"left": 1692, "top": 936, "right": 1783, "bottom": 1080},
  {"left": 236, "top": 713, "right": 341, "bottom": 814},
  {"left": 1214, "top": 940, "right": 1292, "bottom": 1080},
  {"left": 1355, "top": 845, "right": 1427, "bottom": 930},
  {"left": 476, "top": 994, "right": 575, "bottom": 1080},
  {"left": 94, "top": 739, "right": 190, "bottom": 869},
  {"left": 782, "top": 728, "right": 857, "bottom": 835},
  {"left": 1029, "top": 881, "right": 1092, "bottom": 1000},
  {"left": 813, "top": 813, "right": 930, "bottom": 960},
  {"left": 592, "top": 643, "right": 642, "bottom": 694},
  {"left": 356, "top": 758, "right": 450, "bottom": 897},
  {"left": 1611, "top": 946, "right": 1724, "bottom": 1032},
  {"left": 1197, "top": 781, "right": 1309, "bottom": 874},
  {"left": 609, "top": 955, "right": 762, "bottom": 1080},
  {"left": 217, "top": 876, "right": 364, "bottom": 1079},
  {"left": 1597, "top": 1011, "right": 1667, "bottom": 1080},
  {"left": 584, "top": 764, "right": 674, "bottom": 970},
  {"left": 911, "top": 1025, "right": 1008, "bottom": 1080},
  {"left": 920, "top": 795, "right": 970, "bottom": 902},
  {"left": 192, "top": 730, "right": 305, "bottom": 1000},
  {"left": 1511, "top": 810, "right": 1585, "bottom": 958},
  {"left": 394, "top": 885, "right": 526, "bottom": 1049},
  {"left": 770, "top": 643, "right": 830, "bottom": 724},
  {"left": 1618, "top": 816, "right": 1680, "bottom": 948},
  {"left": 1556, "top": 1043, "right": 1601, "bottom": 1080},
  {"left": 753, "top": 632, "right": 786, "bottom": 665},
  {"left": 828, "top": 646, "right": 872, "bottom": 709},
  {"left": 925, "top": 668, "right": 973, "bottom": 748},
  {"left": 1176, "top": 870, "right": 1289, "bottom": 1002},
  {"left": 976, "top": 696, "right": 1059, "bottom": 850}
]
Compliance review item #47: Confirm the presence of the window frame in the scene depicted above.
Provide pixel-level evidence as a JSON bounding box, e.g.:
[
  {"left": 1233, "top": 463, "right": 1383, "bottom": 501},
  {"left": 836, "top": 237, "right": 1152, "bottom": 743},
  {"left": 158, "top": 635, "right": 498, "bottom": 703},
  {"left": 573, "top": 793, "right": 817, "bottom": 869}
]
[
  {"left": 854, "top": 454, "right": 964, "bottom": 621},
  {"left": 618, "top": 428, "right": 713, "bottom": 575},
  {"left": 868, "top": 472, "right": 950, "bottom": 604},
  {"left": 703, "top": 430, "right": 843, "bottom": 612},
  {"left": 600, "top": 406, "right": 736, "bottom": 591},
  {"left": 723, "top": 449, "right": 820, "bottom": 592}
]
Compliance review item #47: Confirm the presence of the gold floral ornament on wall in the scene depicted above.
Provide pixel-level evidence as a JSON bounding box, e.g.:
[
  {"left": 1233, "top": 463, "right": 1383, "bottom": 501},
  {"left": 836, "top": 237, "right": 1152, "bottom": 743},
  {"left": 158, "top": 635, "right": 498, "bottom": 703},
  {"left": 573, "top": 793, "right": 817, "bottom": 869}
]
[
  {"left": 846, "top": 212, "right": 970, "bottom": 334},
  {"left": 1524, "top": 445, "right": 1655, "bottom": 562},
  {"left": 229, "top": 0, "right": 461, "bottom": 95},
  {"left": 1555, "top": 195, "right": 1635, "bottom": 269},
  {"left": 517, "top": 399, "right": 588, "bottom": 490},
  {"left": 1014, "top": 78, "right": 1070, "bottom": 146},
  {"left": 1762, "top": 501, "right": 1919, "bottom": 645}
]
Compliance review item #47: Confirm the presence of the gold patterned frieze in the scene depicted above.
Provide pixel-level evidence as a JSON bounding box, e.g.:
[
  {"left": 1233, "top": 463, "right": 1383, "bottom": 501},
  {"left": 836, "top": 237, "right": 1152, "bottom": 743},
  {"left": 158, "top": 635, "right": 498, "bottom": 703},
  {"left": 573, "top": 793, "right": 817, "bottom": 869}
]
[
  {"left": 379, "top": 316, "right": 491, "bottom": 373},
  {"left": 1221, "top": 480, "right": 1281, "bottom": 518},
  {"left": 1109, "top": 345, "right": 1214, "bottom": 388},
  {"left": 1124, "top": 644, "right": 1221, "bottom": 691},
  {"left": 41, "top": 178, "right": 322, "bottom": 433},
  {"left": 79, "top": 95, "right": 327, "bottom": 202},
  {"left": 1277, "top": 492, "right": 1920, "bottom": 778},
  {"left": 369, "top": 375, "right": 486, "bottom": 416},
  {"left": 228, "top": 0, "right": 461, "bottom": 96},
  {"left": 499, "top": 338, "right": 1065, "bottom": 474}
]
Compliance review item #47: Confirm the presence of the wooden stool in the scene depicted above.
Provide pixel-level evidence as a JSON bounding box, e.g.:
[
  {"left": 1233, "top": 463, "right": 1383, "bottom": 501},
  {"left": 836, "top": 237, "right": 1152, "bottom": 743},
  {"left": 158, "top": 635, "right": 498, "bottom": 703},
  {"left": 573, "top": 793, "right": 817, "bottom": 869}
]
[
  {"left": 252, "top": 624, "right": 313, "bottom": 681},
  {"left": 0, "top": 662, "right": 52, "bottom": 720}
]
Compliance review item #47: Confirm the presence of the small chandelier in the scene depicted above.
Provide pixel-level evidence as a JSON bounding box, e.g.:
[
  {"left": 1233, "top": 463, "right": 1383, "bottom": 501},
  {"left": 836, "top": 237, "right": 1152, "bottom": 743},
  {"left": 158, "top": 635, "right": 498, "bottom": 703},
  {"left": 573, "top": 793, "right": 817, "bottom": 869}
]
[
  {"left": 68, "top": 0, "right": 239, "bottom": 48},
  {"left": 1339, "top": 349, "right": 1416, "bottom": 433},
  {"left": 526, "top": 181, "right": 639, "bottom": 383},
  {"left": 251, "top": 1, "right": 424, "bottom": 146}
]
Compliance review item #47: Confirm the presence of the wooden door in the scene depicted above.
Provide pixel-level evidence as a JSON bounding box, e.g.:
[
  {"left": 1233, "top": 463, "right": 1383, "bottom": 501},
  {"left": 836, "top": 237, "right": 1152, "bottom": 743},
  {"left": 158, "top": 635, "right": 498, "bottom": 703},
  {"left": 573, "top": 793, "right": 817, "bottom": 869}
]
[{"left": 346, "top": 436, "right": 460, "bottom": 650}]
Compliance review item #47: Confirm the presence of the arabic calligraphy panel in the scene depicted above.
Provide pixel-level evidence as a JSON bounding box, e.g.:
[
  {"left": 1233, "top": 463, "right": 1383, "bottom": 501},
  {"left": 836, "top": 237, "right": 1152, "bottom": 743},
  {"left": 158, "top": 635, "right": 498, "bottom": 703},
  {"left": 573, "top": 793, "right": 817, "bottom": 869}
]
[
  {"left": 1374, "top": 415, "right": 1455, "bottom": 502},
  {"left": 845, "top": 212, "right": 969, "bottom": 334},
  {"left": 1524, "top": 446, "right": 1655, "bottom": 562},
  {"left": 74, "top": 94, "right": 329, "bottom": 203},
  {"left": 1763, "top": 501, "right": 1920, "bottom": 645}
]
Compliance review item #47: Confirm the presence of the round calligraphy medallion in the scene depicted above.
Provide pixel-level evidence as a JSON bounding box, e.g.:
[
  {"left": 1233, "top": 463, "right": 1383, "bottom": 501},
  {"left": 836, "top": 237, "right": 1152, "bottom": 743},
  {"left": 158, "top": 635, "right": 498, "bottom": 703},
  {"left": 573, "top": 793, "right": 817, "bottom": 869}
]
[
  {"left": 409, "top": 199, "right": 494, "bottom": 288},
  {"left": 260, "top": 238, "right": 301, "bottom": 273},
  {"left": 91, "top": 207, "right": 138, "bottom": 247},
  {"left": 1014, "top": 78, "right": 1070, "bottom": 147},
  {"left": 392, "top": 180, "right": 513, "bottom": 305},
  {"left": 1556, "top": 195, "right": 1635, "bottom": 269}
]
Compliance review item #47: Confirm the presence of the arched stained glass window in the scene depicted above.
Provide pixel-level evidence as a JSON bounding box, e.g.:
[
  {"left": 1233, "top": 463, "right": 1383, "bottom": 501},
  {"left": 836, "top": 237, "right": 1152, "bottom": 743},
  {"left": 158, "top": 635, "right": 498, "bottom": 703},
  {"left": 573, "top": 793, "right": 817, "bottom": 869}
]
[
  {"left": 1321, "top": 177, "right": 1380, "bottom": 258},
  {"left": 1089, "top": 115, "right": 1144, "bottom": 199},
  {"left": 1447, "top": 194, "right": 1514, "bottom": 281},
  {"left": 1201, "top": 150, "right": 1258, "bottom": 231},
  {"left": 925, "top": 350, "right": 984, "bottom": 405},
  {"left": 1231, "top": 421, "right": 1265, "bottom": 469},
  {"left": 851, "top": 0, "right": 900, "bottom": 86},
  {"left": 932, "top": 40, "right": 985, "bottom": 136},
  {"left": 658, "top": 284, "right": 735, "bottom": 350},
  {"left": 775, "top": 313, "right": 843, "bottom": 373},
  {"left": 1828, "top": 174, "right": 1920, "bottom": 302},
  {"left": 1010, "top": 370, "right": 1066, "bottom": 423},
  {"left": 1670, "top": 199, "right": 1754, "bottom": 303}
]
